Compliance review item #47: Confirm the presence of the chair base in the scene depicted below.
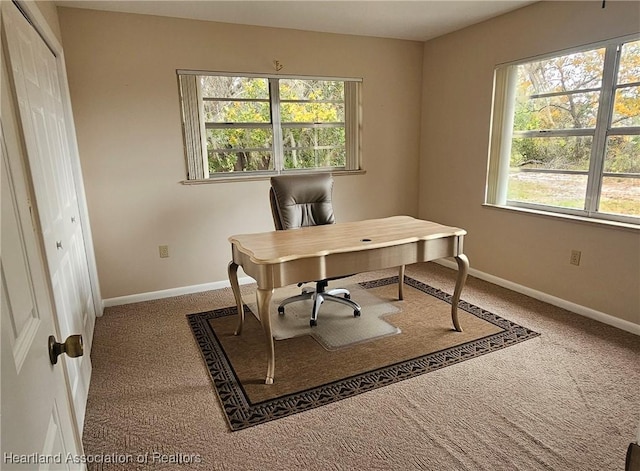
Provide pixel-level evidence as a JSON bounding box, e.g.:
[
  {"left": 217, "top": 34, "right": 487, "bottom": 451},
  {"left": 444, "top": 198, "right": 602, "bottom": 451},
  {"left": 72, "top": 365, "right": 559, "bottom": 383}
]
[{"left": 278, "top": 283, "right": 361, "bottom": 327}]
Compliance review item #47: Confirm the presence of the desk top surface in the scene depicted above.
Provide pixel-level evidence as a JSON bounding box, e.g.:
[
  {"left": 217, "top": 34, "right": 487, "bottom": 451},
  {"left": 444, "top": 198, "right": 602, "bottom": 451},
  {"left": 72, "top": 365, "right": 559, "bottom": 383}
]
[{"left": 229, "top": 216, "right": 466, "bottom": 265}]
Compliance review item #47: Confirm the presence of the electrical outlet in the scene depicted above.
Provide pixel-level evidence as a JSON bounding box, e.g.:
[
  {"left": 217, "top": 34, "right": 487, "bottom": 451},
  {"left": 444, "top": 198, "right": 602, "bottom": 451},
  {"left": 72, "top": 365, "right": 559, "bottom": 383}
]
[
  {"left": 570, "top": 249, "right": 581, "bottom": 266},
  {"left": 159, "top": 245, "right": 169, "bottom": 258}
]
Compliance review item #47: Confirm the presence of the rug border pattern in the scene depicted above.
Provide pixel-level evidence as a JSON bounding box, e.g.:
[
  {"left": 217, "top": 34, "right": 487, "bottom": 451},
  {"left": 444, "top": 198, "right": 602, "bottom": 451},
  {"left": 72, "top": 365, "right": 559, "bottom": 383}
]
[{"left": 187, "top": 276, "right": 540, "bottom": 431}]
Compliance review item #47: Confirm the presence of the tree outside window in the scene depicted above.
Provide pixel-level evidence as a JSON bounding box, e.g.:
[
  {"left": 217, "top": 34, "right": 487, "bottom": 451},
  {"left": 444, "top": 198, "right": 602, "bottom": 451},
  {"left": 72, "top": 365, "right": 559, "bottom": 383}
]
[
  {"left": 178, "top": 72, "right": 361, "bottom": 180},
  {"left": 488, "top": 37, "right": 639, "bottom": 223}
]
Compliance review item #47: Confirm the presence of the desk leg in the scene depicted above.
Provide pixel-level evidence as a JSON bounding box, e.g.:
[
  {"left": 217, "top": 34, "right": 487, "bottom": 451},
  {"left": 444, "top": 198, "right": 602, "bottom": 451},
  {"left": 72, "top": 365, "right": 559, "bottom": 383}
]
[
  {"left": 451, "top": 254, "right": 469, "bottom": 332},
  {"left": 398, "top": 265, "right": 405, "bottom": 300},
  {"left": 256, "top": 287, "right": 275, "bottom": 385},
  {"left": 228, "top": 262, "right": 244, "bottom": 336}
]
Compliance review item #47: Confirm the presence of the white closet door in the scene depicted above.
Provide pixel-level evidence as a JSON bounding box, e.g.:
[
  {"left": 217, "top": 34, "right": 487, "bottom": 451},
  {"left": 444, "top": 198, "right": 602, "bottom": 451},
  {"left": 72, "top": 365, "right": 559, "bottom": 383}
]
[
  {"left": 1, "top": 36, "right": 82, "bottom": 471},
  {"left": 3, "top": 1, "right": 95, "bottom": 433}
]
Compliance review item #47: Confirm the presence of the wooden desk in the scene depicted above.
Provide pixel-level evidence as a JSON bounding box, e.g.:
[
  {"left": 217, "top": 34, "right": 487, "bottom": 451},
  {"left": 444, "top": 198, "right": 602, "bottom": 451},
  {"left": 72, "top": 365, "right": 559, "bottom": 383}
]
[{"left": 228, "top": 216, "right": 469, "bottom": 384}]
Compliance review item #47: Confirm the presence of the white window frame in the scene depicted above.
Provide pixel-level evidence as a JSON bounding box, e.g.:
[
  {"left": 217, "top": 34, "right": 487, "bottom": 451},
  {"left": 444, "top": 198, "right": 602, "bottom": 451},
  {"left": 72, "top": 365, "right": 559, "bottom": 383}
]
[
  {"left": 178, "top": 70, "right": 362, "bottom": 181},
  {"left": 486, "top": 34, "right": 640, "bottom": 226}
]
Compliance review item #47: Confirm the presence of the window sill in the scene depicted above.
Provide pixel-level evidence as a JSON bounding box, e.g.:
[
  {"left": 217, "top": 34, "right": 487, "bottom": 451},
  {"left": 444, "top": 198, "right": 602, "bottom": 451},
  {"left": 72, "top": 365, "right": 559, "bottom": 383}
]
[
  {"left": 482, "top": 203, "right": 640, "bottom": 232},
  {"left": 181, "top": 169, "right": 366, "bottom": 185}
]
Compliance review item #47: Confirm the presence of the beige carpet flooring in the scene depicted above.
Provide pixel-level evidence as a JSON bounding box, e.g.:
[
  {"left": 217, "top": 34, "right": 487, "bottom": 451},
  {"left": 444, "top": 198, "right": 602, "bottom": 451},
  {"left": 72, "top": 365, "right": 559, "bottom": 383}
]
[{"left": 83, "top": 262, "right": 640, "bottom": 470}]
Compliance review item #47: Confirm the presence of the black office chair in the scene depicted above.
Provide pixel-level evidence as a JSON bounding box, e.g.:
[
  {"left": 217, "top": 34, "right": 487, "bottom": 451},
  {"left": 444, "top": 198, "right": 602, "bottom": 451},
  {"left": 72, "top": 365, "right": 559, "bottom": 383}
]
[{"left": 270, "top": 173, "right": 361, "bottom": 327}]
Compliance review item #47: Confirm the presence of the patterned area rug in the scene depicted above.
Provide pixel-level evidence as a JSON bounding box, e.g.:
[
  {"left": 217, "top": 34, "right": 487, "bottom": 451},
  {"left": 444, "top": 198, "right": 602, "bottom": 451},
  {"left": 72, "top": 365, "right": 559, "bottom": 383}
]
[{"left": 187, "top": 276, "right": 540, "bottom": 431}]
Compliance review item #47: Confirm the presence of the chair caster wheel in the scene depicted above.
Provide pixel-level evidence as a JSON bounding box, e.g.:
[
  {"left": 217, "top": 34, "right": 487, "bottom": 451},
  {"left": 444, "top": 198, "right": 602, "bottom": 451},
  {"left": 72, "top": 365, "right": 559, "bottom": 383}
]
[
  {"left": 310, "top": 319, "right": 317, "bottom": 327},
  {"left": 278, "top": 306, "right": 285, "bottom": 315},
  {"left": 344, "top": 293, "right": 351, "bottom": 299},
  {"left": 354, "top": 310, "right": 361, "bottom": 317}
]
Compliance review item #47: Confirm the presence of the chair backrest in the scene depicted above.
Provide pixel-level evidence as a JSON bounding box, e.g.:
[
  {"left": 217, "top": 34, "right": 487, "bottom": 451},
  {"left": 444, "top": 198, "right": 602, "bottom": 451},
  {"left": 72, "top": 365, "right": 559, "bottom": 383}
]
[{"left": 270, "top": 173, "right": 336, "bottom": 230}]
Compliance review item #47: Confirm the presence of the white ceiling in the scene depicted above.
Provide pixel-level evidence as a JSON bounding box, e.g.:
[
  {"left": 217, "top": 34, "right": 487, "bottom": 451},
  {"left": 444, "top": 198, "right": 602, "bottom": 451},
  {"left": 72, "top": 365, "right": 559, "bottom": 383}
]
[{"left": 55, "top": 1, "right": 537, "bottom": 42}]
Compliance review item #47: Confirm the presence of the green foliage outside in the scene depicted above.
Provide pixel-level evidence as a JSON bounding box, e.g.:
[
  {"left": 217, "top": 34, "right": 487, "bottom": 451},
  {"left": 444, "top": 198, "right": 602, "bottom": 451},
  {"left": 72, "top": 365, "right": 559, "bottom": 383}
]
[
  {"left": 200, "top": 77, "right": 346, "bottom": 173},
  {"left": 508, "top": 40, "right": 640, "bottom": 216}
]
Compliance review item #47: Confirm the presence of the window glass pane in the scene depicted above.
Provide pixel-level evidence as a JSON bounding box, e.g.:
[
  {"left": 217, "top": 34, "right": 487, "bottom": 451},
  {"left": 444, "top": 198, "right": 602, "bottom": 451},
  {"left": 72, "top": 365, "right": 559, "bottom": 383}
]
[
  {"left": 599, "top": 176, "right": 640, "bottom": 217},
  {"left": 617, "top": 40, "right": 640, "bottom": 85},
  {"left": 279, "top": 79, "right": 345, "bottom": 125},
  {"left": 279, "top": 79, "right": 344, "bottom": 101},
  {"left": 282, "top": 126, "right": 345, "bottom": 149},
  {"left": 200, "top": 76, "right": 269, "bottom": 100},
  {"left": 517, "top": 49, "right": 605, "bottom": 96},
  {"left": 507, "top": 136, "right": 593, "bottom": 210},
  {"left": 507, "top": 172, "right": 587, "bottom": 210},
  {"left": 284, "top": 148, "right": 346, "bottom": 169},
  {"left": 203, "top": 100, "right": 270, "bottom": 123},
  {"left": 604, "top": 135, "right": 640, "bottom": 173},
  {"left": 514, "top": 91, "right": 600, "bottom": 130},
  {"left": 513, "top": 50, "right": 604, "bottom": 133},
  {"left": 281, "top": 103, "right": 344, "bottom": 123},
  {"left": 510, "top": 136, "right": 593, "bottom": 171},
  {"left": 206, "top": 128, "right": 272, "bottom": 152},
  {"left": 208, "top": 151, "right": 273, "bottom": 173},
  {"left": 611, "top": 85, "right": 640, "bottom": 127},
  {"left": 599, "top": 135, "right": 640, "bottom": 217}
]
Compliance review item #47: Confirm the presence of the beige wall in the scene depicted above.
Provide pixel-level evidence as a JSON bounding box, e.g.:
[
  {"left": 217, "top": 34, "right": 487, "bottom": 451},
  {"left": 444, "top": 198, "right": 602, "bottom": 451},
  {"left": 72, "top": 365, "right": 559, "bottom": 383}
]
[
  {"left": 419, "top": 1, "right": 640, "bottom": 324},
  {"left": 57, "top": 8, "right": 423, "bottom": 299}
]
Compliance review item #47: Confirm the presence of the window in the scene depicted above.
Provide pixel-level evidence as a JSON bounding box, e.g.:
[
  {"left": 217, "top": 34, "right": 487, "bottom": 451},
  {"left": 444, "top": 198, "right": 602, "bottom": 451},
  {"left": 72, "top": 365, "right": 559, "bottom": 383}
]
[
  {"left": 178, "top": 71, "right": 362, "bottom": 180},
  {"left": 486, "top": 37, "right": 639, "bottom": 225}
]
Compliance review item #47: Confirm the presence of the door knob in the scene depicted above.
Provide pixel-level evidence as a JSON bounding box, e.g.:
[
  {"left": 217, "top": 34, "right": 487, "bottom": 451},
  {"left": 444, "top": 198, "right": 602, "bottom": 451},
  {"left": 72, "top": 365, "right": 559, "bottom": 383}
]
[{"left": 49, "top": 334, "right": 83, "bottom": 365}]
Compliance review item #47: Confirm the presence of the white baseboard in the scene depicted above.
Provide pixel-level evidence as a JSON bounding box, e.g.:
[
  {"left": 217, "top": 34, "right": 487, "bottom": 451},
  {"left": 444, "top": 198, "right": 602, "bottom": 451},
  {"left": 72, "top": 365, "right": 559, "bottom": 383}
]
[
  {"left": 102, "top": 276, "right": 256, "bottom": 308},
  {"left": 435, "top": 259, "right": 640, "bottom": 336},
  {"left": 102, "top": 263, "right": 639, "bottom": 336}
]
